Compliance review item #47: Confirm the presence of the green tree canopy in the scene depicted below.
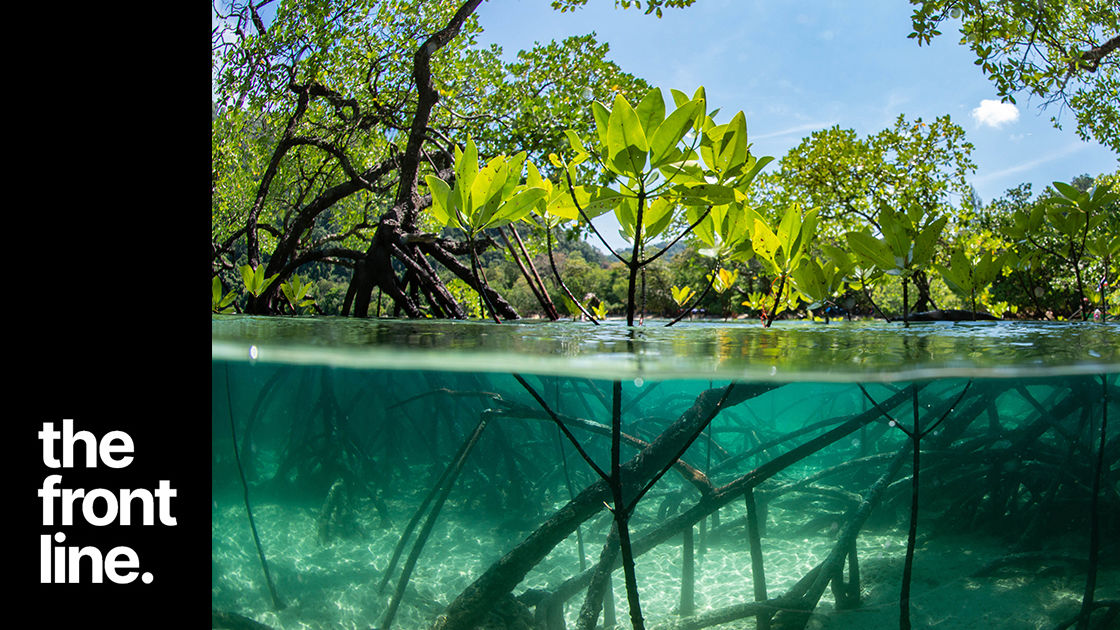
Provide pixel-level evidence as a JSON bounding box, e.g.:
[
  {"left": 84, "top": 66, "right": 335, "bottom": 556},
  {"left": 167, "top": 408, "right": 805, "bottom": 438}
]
[
  {"left": 212, "top": 0, "right": 647, "bottom": 317},
  {"left": 762, "top": 114, "right": 976, "bottom": 243},
  {"left": 909, "top": 0, "right": 1120, "bottom": 153}
]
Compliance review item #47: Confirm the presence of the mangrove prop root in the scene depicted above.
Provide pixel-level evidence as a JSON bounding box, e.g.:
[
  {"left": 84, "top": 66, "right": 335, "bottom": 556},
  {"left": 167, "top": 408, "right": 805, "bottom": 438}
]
[
  {"left": 680, "top": 523, "right": 695, "bottom": 618},
  {"left": 543, "top": 385, "right": 922, "bottom": 612},
  {"left": 745, "top": 487, "right": 770, "bottom": 630},
  {"left": 433, "top": 382, "right": 780, "bottom": 630},
  {"left": 611, "top": 379, "right": 648, "bottom": 630},
  {"left": 1076, "top": 374, "right": 1111, "bottom": 630},
  {"left": 575, "top": 523, "right": 621, "bottom": 630},
  {"left": 239, "top": 366, "right": 289, "bottom": 480},
  {"left": 1055, "top": 600, "right": 1120, "bottom": 630},
  {"left": 770, "top": 439, "right": 912, "bottom": 630},
  {"left": 224, "top": 365, "right": 285, "bottom": 612},
  {"left": 316, "top": 478, "right": 346, "bottom": 545},
  {"left": 859, "top": 380, "right": 973, "bottom": 630},
  {"left": 381, "top": 414, "right": 490, "bottom": 630},
  {"left": 377, "top": 407, "right": 488, "bottom": 594}
]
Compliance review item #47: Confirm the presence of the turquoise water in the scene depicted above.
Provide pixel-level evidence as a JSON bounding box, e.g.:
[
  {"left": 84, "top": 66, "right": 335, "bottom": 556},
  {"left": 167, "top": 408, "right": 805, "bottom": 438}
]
[{"left": 212, "top": 317, "right": 1119, "bottom": 630}]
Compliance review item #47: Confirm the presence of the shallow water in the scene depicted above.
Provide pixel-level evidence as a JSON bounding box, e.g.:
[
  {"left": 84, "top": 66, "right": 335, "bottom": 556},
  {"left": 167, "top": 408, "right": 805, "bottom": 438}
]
[{"left": 212, "top": 317, "right": 1119, "bottom": 630}]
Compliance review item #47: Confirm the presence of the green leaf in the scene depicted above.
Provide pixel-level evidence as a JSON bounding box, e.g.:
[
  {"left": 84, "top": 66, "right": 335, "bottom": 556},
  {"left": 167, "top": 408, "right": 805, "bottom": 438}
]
[
  {"left": 751, "top": 218, "right": 782, "bottom": 272},
  {"left": 879, "top": 209, "right": 911, "bottom": 261},
  {"left": 974, "top": 250, "right": 1004, "bottom": 288},
  {"left": 658, "top": 158, "right": 706, "bottom": 184},
  {"left": 1052, "top": 181, "right": 1082, "bottom": 201},
  {"left": 564, "top": 130, "right": 586, "bottom": 155},
  {"left": 672, "top": 182, "right": 735, "bottom": 206},
  {"left": 615, "top": 196, "right": 638, "bottom": 239},
  {"left": 732, "top": 155, "right": 773, "bottom": 193},
  {"left": 591, "top": 101, "right": 611, "bottom": 147},
  {"left": 791, "top": 258, "right": 829, "bottom": 305},
  {"left": 642, "top": 196, "right": 675, "bottom": 240},
  {"left": 500, "top": 151, "right": 528, "bottom": 200},
  {"left": 425, "top": 175, "right": 454, "bottom": 227},
  {"left": 238, "top": 264, "right": 278, "bottom": 297},
  {"left": 649, "top": 100, "right": 701, "bottom": 167},
  {"left": 212, "top": 276, "right": 237, "bottom": 313},
  {"left": 671, "top": 284, "right": 695, "bottom": 306},
  {"left": 606, "top": 92, "right": 649, "bottom": 177},
  {"left": 484, "top": 186, "right": 547, "bottom": 229},
  {"left": 845, "top": 231, "right": 896, "bottom": 271},
  {"left": 239, "top": 264, "right": 255, "bottom": 293},
  {"left": 552, "top": 184, "right": 624, "bottom": 219},
  {"left": 634, "top": 88, "right": 666, "bottom": 142},
  {"left": 469, "top": 156, "right": 507, "bottom": 230},
  {"left": 455, "top": 137, "right": 479, "bottom": 213},
  {"left": 715, "top": 111, "right": 749, "bottom": 174},
  {"left": 935, "top": 247, "right": 973, "bottom": 298},
  {"left": 912, "top": 216, "right": 947, "bottom": 266}
]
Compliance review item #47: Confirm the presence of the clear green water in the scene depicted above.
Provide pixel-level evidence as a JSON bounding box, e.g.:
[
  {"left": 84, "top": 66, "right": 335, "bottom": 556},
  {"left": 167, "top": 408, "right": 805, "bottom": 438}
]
[{"left": 212, "top": 317, "right": 1119, "bottom": 630}]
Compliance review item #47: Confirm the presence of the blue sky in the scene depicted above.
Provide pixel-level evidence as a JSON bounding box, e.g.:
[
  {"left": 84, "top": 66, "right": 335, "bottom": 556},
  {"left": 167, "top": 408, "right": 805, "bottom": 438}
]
[{"left": 473, "top": 0, "right": 1117, "bottom": 250}]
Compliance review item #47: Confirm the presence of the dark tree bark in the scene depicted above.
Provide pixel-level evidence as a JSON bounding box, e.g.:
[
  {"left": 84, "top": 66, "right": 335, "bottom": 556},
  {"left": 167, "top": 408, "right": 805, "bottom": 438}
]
[
  {"left": 348, "top": 0, "right": 488, "bottom": 319},
  {"left": 222, "top": 0, "right": 501, "bottom": 320}
]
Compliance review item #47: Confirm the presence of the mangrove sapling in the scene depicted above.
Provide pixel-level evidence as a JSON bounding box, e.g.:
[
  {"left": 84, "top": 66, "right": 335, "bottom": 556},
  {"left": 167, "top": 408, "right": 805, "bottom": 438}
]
[
  {"left": 666, "top": 272, "right": 720, "bottom": 326},
  {"left": 223, "top": 364, "right": 285, "bottom": 611},
  {"left": 425, "top": 137, "right": 548, "bottom": 322},
  {"left": 845, "top": 208, "right": 946, "bottom": 327},
  {"left": 857, "top": 380, "right": 973, "bottom": 630},
  {"left": 552, "top": 87, "right": 772, "bottom": 326},
  {"left": 935, "top": 246, "right": 1006, "bottom": 318}
]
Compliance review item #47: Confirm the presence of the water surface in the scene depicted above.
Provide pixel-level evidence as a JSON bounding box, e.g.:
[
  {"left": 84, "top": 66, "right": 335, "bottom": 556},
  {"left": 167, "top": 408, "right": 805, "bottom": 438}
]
[{"left": 212, "top": 315, "right": 1119, "bottom": 381}]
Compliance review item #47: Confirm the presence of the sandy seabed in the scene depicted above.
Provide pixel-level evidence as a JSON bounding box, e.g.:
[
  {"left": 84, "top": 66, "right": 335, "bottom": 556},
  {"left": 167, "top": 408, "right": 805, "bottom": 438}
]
[{"left": 213, "top": 499, "right": 1115, "bottom": 630}]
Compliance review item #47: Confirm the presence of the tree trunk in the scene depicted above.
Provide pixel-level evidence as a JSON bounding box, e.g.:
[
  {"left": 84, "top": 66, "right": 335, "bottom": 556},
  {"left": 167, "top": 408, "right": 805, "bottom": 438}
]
[{"left": 350, "top": 0, "right": 486, "bottom": 318}]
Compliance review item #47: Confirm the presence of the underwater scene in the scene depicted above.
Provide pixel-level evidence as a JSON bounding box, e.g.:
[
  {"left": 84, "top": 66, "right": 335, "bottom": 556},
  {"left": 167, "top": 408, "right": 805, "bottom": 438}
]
[{"left": 212, "top": 317, "right": 1119, "bottom": 630}]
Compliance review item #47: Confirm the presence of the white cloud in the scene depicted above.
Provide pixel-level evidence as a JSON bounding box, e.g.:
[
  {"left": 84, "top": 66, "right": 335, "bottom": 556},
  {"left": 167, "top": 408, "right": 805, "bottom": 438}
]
[{"left": 972, "top": 99, "right": 1020, "bottom": 128}]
